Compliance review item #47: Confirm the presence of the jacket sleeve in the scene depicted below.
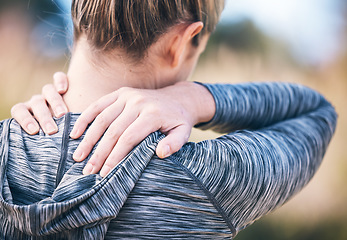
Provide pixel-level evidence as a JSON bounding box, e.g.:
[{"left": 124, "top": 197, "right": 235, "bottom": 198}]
[
  {"left": 173, "top": 82, "right": 337, "bottom": 235},
  {"left": 197, "top": 82, "right": 331, "bottom": 133}
]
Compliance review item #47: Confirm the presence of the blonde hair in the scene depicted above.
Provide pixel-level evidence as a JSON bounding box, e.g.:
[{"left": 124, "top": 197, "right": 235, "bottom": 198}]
[{"left": 71, "top": 0, "right": 224, "bottom": 59}]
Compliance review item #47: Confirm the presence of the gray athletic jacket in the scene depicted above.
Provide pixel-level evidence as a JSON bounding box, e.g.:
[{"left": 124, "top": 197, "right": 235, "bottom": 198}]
[{"left": 0, "top": 83, "right": 337, "bottom": 239}]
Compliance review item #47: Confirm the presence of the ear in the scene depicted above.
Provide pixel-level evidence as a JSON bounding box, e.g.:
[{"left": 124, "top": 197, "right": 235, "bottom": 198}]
[{"left": 169, "top": 22, "right": 204, "bottom": 68}]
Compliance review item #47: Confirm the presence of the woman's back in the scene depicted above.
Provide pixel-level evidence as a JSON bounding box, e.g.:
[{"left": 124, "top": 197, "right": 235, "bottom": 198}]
[
  {"left": 0, "top": 82, "right": 337, "bottom": 239},
  {"left": 0, "top": 115, "right": 232, "bottom": 239}
]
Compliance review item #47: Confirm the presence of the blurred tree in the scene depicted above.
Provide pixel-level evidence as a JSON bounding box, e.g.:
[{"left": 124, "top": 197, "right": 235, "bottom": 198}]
[
  {"left": 207, "top": 19, "right": 269, "bottom": 54},
  {"left": 203, "top": 18, "right": 296, "bottom": 67}
]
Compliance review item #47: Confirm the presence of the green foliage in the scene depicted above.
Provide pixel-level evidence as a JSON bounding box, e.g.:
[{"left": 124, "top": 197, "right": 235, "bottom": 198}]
[
  {"left": 207, "top": 19, "right": 269, "bottom": 54},
  {"left": 202, "top": 18, "right": 301, "bottom": 68},
  {"left": 236, "top": 218, "right": 347, "bottom": 240}
]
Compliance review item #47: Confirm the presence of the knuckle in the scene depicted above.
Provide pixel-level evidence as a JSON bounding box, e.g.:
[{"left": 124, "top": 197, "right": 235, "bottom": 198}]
[
  {"left": 22, "top": 119, "right": 35, "bottom": 127},
  {"left": 89, "top": 101, "right": 102, "bottom": 112},
  {"left": 130, "top": 94, "right": 146, "bottom": 106},
  {"left": 31, "top": 95, "right": 45, "bottom": 103},
  {"left": 120, "top": 132, "right": 135, "bottom": 146},
  {"left": 50, "top": 97, "right": 63, "bottom": 107},
  {"left": 11, "top": 106, "right": 31, "bottom": 123},
  {"left": 53, "top": 72, "right": 66, "bottom": 83},
  {"left": 40, "top": 118, "right": 54, "bottom": 126},
  {"left": 10, "top": 103, "right": 23, "bottom": 113},
  {"left": 51, "top": 101, "right": 62, "bottom": 108},
  {"left": 95, "top": 114, "right": 108, "bottom": 128},
  {"left": 117, "top": 87, "right": 130, "bottom": 93},
  {"left": 103, "top": 162, "right": 113, "bottom": 170},
  {"left": 145, "top": 103, "right": 160, "bottom": 115},
  {"left": 106, "top": 128, "right": 120, "bottom": 139},
  {"left": 81, "top": 138, "right": 93, "bottom": 149},
  {"left": 11, "top": 103, "right": 29, "bottom": 117},
  {"left": 118, "top": 87, "right": 138, "bottom": 99},
  {"left": 75, "top": 117, "right": 89, "bottom": 128},
  {"left": 90, "top": 152, "right": 102, "bottom": 163},
  {"left": 42, "top": 84, "right": 53, "bottom": 94}
]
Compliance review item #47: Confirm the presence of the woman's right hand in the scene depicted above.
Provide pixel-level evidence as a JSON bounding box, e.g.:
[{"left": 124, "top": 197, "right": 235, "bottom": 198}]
[
  {"left": 11, "top": 72, "right": 69, "bottom": 135},
  {"left": 11, "top": 73, "right": 216, "bottom": 178},
  {"left": 69, "top": 82, "right": 215, "bottom": 177}
]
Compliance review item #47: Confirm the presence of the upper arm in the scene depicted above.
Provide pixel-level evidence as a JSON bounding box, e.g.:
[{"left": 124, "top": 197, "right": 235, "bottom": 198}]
[{"left": 175, "top": 102, "right": 337, "bottom": 232}]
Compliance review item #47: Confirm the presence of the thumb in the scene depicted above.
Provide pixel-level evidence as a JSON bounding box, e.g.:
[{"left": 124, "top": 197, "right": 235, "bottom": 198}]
[
  {"left": 53, "top": 72, "right": 69, "bottom": 94},
  {"left": 156, "top": 125, "right": 191, "bottom": 158}
]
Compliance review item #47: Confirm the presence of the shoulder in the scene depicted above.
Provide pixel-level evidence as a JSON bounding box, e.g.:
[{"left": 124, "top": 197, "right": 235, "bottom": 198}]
[
  {"left": 0, "top": 118, "right": 13, "bottom": 136},
  {"left": 0, "top": 119, "right": 14, "bottom": 150}
]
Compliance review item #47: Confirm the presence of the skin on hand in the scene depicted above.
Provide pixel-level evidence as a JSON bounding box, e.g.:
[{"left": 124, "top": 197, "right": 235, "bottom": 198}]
[
  {"left": 11, "top": 72, "right": 215, "bottom": 178},
  {"left": 11, "top": 72, "right": 69, "bottom": 135},
  {"left": 11, "top": 19, "right": 215, "bottom": 177},
  {"left": 71, "top": 84, "right": 200, "bottom": 177},
  {"left": 70, "top": 80, "right": 215, "bottom": 177}
]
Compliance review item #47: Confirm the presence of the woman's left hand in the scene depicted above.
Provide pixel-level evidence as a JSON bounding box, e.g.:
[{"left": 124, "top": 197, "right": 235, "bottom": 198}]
[
  {"left": 71, "top": 81, "right": 215, "bottom": 177},
  {"left": 11, "top": 72, "right": 69, "bottom": 135}
]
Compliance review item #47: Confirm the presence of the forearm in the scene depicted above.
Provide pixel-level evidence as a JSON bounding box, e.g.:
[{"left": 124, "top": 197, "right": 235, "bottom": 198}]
[{"left": 197, "top": 82, "right": 330, "bottom": 133}]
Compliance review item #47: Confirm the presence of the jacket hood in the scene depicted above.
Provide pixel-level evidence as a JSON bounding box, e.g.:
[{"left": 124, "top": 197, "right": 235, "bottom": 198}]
[{"left": 0, "top": 116, "right": 163, "bottom": 239}]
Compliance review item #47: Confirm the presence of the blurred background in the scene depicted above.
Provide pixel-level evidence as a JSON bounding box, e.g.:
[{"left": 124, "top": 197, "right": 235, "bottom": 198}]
[{"left": 0, "top": 0, "right": 346, "bottom": 239}]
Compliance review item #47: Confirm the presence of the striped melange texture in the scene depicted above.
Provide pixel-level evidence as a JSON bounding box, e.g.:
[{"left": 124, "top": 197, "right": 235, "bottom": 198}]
[{"left": 0, "top": 82, "right": 337, "bottom": 239}]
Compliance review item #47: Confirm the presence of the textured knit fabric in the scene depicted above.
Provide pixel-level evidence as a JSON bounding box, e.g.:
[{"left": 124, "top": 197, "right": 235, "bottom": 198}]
[{"left": 0, "top": 82, "right": 337, "bottom": 239}]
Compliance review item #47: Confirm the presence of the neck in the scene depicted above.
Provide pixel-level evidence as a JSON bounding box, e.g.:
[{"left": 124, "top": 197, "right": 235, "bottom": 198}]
[{"left": 64, "top": 39, "right": 167, "bottom": 112}]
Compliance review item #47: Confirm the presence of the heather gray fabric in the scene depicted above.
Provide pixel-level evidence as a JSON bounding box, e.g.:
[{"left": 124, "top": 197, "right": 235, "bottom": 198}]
[{"left": 0, "top": 82, "right": 337, "bottom": 239}]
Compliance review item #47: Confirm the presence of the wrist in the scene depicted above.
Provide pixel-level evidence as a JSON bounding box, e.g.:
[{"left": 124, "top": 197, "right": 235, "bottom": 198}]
[{"left": 171, "top": 81, "right": 216, "bottom": 126}]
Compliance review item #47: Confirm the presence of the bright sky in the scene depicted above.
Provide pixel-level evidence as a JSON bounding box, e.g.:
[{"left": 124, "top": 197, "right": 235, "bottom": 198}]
[
  {"left": 57, "top": 0, "right": 346, "bottom": 65},
  {"left": 219, "top": 0, "right": 346, "bottom": 64}
]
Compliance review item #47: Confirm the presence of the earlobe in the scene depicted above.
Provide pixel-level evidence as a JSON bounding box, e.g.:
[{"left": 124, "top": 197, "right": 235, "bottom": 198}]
[{"left": 170, "top": 22, "right": 204, "bottom": 68}]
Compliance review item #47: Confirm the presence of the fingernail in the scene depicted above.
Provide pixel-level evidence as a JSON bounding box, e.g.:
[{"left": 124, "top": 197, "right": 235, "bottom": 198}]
[
  {"left": 56, "top": 106, "right": 67, "bottom": 117},
  {"left": 83, "top": 163, "right": 94, "bottom": 175},
  {"left": 73, "top": 149, "right": 84, "bottom": 161},
  {"left": 70, "top": 128, "right": 78, "bottom": 138},
  {"left": 100, "top": 166, "right": 111, "bottom": 178},
  {"left": 161, "top": 145, "right": 171, "bottom": 158},
  {"left": 27, "top": 123, "right": 37, "bottom": 134},
  {"left": 45, "top": 123, "right": 57, "bottom": 134},
  {"left": 57, "top": 83, "right": 66, "bottom": 92}
]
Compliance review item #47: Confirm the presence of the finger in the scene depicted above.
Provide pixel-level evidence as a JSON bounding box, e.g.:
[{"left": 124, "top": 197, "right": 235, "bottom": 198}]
[
  {"left": 156, "top": 125, "right": 191, "bottom": 159},
  {"left": 53, "top": 72, "right": 69, "bottom": 94},
  {"left": 29, "top": 95, "right": 58, "bottom": 135},
  {"left": 82, "top": 107, "right": 140, "bottom": 175},
  {"left": 98, "top": 114, "right": 158, "bottom": 177},
  {"left": 70, "top": 92, "right": 119, "bottom": 139},
  {"left": 73, "top": 101, "right": 125, "bottom": 162},
  {"left": 42, "top": 84, "right": 68, "bottom": 118},
  {"left": 11, "top": 103, "right": 40, "bottom": 135},
  {"left": 83, "top": 109, "right": 140, "bottom": 175}
]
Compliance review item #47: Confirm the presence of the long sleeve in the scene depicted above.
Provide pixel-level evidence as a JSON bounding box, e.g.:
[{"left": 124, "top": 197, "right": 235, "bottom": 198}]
[
  {"left": 0, "top": 83, "right": 337, "bottom": 238},
  {"left": 197, "top": 82, "right": 330, "bottom": 133},
  {"left": 0, "top": 121, "right": 4, "bottom": 168},
  {"left": 0, "top": 121, "right": 3, "bottom": 136},
  {"left": 173, "top": 82, "right": 337, "bottom": 235}
]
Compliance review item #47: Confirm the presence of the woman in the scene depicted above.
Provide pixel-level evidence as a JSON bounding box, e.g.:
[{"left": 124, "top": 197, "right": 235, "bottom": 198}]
[{"left": 2, "top": 0, "right": 337, "bottom": 239}]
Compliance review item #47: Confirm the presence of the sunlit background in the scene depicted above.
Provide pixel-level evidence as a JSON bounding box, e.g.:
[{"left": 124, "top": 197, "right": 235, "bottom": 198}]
[{"left": 0, "top": 0, "right": 346, "bottom": 239}]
